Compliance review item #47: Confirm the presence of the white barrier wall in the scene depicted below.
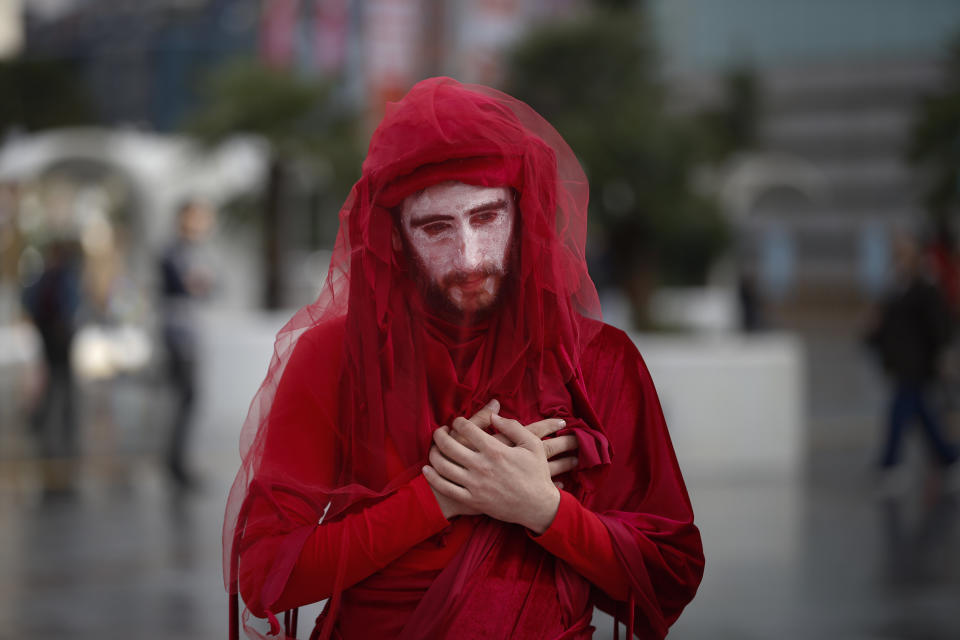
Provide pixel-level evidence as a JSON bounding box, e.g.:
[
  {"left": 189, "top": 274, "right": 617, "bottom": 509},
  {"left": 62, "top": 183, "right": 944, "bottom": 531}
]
[
  {"left": 632, "top": 332, "right": 805, "bottom": 478},
  {"left": 2, "top": 308, "right": 806, "bottom": 481}
]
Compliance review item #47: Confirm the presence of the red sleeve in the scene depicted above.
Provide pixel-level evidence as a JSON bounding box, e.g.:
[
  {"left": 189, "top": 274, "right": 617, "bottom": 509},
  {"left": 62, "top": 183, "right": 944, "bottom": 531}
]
[
  {"left": 236, "top": 323, "right": 450, "bottom": 618},
  {"left": 266, "top": 474, "right": 449, "bottom": 613},
  {"left": 578, "top": 322, "right": 705, "bottom": 639},
  {"left": 529, "top": 490, "right": 631, "bottom": 600}
]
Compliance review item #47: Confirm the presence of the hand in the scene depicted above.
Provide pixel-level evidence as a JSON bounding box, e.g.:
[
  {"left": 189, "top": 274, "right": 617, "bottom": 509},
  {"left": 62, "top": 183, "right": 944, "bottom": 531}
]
[
  {"left": 424, "top": 400, "right": 580, "bottom": 521},
  {"left": 423, "top": 413, "right": 579, "bottom": 534},
  {"left": 426, "top": 400, "right": 499, "bottom": 520},
  {"left": 187, "top": 266, "right": 214, "bottom": 296},
  {"left": 445, "top": 400, "right": 576, "bottom": 459}
]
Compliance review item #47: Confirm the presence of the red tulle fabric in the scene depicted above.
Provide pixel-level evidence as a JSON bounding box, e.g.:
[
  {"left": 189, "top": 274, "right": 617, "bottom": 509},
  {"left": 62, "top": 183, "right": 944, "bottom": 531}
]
[{"left": 223, "top": 77, "right": 703, "bottom": 639}]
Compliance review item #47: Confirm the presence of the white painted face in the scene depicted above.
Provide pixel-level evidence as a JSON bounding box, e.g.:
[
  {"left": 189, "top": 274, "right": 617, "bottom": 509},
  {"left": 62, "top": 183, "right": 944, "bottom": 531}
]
[{"left": 399, "top": 181, "right": 516, "bottom": 316}]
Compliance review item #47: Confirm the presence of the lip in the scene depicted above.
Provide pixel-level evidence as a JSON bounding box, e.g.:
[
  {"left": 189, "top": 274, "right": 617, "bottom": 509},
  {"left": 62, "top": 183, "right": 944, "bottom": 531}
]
[{"left": 457, "top": 276, "right": 488, "bottom": 291}]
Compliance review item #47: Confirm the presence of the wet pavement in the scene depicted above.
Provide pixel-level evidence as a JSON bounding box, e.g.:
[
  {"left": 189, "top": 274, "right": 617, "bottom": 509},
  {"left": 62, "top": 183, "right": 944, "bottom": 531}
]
[
  {"left": 1, "top": 311, "right": 958, "bottom": 639},
  {"left": 0, "top": 456, "right": 230, "bottom": 639},
  {"left": 671, "top": 458, "right": 960, "bottom": 640}
]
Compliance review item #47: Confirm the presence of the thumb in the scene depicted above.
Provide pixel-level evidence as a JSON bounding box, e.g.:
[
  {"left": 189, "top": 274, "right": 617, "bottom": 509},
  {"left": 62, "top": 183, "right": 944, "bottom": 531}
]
[
  {"left": 470, "top": 398, "right": 501, "bottom": 429},
  {"left": 491, "top": 413, "right": 531, "bottom": 447}
]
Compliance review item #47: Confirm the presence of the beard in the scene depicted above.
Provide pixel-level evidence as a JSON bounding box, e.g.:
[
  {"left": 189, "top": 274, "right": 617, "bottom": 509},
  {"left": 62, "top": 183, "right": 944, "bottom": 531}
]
[
  {"left": 402, "top": 245, "right": 516, "bottom": 324},
  {"left": 413, "top": 260, "right": 507, "bottom": 323}
]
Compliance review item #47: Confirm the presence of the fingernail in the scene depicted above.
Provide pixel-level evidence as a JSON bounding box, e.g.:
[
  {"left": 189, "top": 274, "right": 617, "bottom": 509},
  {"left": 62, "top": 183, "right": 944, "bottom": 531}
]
[
  {"left": 558, "top": 419, "right": 566, "bottom": 428},
  {"left": 556, "top": 481, "right": 564, "bottom": 489}
]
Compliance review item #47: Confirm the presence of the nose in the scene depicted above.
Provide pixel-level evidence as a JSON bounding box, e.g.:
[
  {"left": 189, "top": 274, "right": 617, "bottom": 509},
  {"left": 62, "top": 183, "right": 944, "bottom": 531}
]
[{"left": 457, "top": 227, "right": 484, "bottom": 271}]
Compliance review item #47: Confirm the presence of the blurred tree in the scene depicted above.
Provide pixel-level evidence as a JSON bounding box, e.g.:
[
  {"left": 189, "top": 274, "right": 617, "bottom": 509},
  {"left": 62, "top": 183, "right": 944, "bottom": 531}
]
[
  {"left": 186, "top": 59, "right": 361, "bottom": 309},
  {"left": 696, "top": 66, "right": 761, "bottom": 161},
  {"left": 591, "top": 0, "right": 644, "bottom": 11},
  {"left": 503, "top": 8, "right": 730, "bottom": 327},
  {"left": 909, "top": 33, "right": 960, "bottom": 224},
  {"left": 0, "top": 58, "right": 95, "bottom": 133}
]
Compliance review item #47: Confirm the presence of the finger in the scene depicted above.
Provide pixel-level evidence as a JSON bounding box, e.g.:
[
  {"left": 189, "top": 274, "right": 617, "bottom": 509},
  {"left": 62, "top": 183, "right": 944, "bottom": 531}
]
[
  {"left": 429, "top": 445, "right": 470, "bottom": 487},
  {"left": 548, "top": 456, "right": 579, "bottom": 477},
  {"left": 525, "top": 418, "right": 567, "bottom": 439},
  {"left": 434, "top": 426, "right": 479, "bottom": 467},
  {"left": 490, "top": 413, "right": 534, "bottom": 448},
  {"left": 451, "top": 416, "right": 498, "bottom": 453},
  {"left": 542, "top": 434, "right": 579, "bottom": 459},
  {"left": 422, "top": 465, "right": 472, "bottom": 503},
  {"left": 450, "top": 428, "right": 478, "bottom": 451},
  {"left": 469, "top": 399, "right": 501, "bottom": 429}
]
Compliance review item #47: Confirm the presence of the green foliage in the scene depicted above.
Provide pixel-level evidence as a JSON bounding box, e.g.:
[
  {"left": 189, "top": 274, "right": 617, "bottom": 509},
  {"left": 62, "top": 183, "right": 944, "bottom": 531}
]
[
  {"left": 503, "top": 10, "right": 730, "bottom": 288},
  {"left": 695, "top": 67, "right": 761, "bottom": 161},
  {"left": 908, "top": 33, "right": 960, "bottom": 221},
  {"left": 185, "top": 58, "right": 363, "bottom": 229},
  {"left": 0, "top": 58, "right": 95, "bottom": 132},
  {"left": 591, "top": 0, "right": 645, "bottom": 11},
  {"left": 184, "top": 58, "right": 363, "bottom": 307},
  {"left": 188, "top": 59, "right": 353, "bottom": 155}
]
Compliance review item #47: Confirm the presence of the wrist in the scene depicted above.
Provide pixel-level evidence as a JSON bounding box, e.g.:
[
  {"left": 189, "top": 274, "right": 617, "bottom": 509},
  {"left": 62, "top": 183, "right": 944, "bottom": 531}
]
[
  {"left": 427, "top": 481, "right": 459, "bottom": 520},
  {"left": 526, "top": 486, "right": 561, "bottom": 535}
]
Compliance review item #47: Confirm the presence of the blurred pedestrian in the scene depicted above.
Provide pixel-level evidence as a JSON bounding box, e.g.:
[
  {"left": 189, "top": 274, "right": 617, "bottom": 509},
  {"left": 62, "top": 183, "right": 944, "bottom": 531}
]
[
  {"left": 21, "top": 237, "right": 84, "bottom": 486},
  {"left": 865, "top": 233, "right": 959, "bottom": 484},
  {"left": 737, "top": 267, "right": 764, "bottom": 332},
  {"left": 158, "top": 199, "right": 216, "bottom": 488}
]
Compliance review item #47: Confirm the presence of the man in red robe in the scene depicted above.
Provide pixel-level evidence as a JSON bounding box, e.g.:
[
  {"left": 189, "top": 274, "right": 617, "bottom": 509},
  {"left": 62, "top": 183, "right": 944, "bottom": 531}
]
[{"left": 224, "top": 77, "right": 704, "bottom": 639}]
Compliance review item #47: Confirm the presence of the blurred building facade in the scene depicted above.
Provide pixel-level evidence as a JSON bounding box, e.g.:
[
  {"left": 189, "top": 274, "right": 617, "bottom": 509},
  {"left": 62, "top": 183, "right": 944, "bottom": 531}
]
[
  {"left": 652, "top": 0, "right": 960, "bottom": 317},
  {"left": 7, "top": 0, "right": 589, "bottom": 310},
  {"left": 21, "top": 0, "right": 258, "bottom": 131},
  {"left": 18, "top": 0, "right": 581, "bottom": 130},
  {"left": 8, "top": 0, "right": 960, "bottom": 316}
]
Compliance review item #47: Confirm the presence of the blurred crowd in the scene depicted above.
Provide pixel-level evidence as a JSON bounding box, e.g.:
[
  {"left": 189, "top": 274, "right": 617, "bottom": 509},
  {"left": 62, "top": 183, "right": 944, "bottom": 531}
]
[
  {"left": 864, "top": 227, "right": 960, "bottom": 491},
  {"left": 3, "top": 184, "right": 219, "bottom": 494}
]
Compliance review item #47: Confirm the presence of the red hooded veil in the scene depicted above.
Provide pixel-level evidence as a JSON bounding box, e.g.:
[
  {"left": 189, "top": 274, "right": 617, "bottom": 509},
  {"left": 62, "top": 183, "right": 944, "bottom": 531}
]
[{"left": 224, "top": 77, "right": 703, "bottom": 639}]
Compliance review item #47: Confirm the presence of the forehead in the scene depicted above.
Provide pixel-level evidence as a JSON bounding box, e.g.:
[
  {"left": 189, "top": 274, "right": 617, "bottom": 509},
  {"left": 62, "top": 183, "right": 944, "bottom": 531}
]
[{"left": 400, "top": 181, "right": 512, "bottom": 224}]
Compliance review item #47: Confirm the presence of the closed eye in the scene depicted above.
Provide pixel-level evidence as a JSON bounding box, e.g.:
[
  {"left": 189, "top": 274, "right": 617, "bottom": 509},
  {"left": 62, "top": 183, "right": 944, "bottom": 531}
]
[
  {"left": 422, "top": 222, "right": 452, "bottom": 236},
  {"left": 471, "top": 211, "right": 501, "bottom": 226}
]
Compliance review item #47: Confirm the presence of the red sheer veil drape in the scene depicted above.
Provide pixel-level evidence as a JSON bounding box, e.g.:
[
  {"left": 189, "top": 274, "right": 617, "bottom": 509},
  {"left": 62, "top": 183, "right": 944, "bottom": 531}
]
[{"left": 223, "top": 76, "right": 604, "bottom": 637}]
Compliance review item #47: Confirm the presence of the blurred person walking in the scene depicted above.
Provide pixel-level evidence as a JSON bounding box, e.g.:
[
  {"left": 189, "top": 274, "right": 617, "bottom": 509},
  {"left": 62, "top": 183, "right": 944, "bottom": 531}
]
[
  {"left": 737, "top": 268, "right": 764, "bottom": 332},
  {"left": 866, "top": 233, "right": 959, "bottom": 486},
  {"left": 158, "top": 199, "right": 217, "bottom": 489},
  {"left": 21, "top": 238, "right": 84, "bottom": 489}
]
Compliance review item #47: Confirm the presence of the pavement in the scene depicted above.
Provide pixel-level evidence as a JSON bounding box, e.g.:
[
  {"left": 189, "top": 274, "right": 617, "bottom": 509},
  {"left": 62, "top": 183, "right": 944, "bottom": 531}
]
[{"left": 0, "top": 309, "right": 957, "bottom": 639}]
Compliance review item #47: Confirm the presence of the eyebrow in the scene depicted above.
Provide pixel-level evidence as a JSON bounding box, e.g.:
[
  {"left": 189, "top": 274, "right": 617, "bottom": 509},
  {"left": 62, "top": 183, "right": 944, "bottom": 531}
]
[{"left": 408, "top": 198, "right": 509, "bottom": 229}]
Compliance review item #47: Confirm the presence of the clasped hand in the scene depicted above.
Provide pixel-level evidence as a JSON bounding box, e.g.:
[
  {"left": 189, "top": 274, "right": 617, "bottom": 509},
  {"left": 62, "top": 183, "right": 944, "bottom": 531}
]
[{"left": 422, "top": 400, "right": 580, "bottom": 534}]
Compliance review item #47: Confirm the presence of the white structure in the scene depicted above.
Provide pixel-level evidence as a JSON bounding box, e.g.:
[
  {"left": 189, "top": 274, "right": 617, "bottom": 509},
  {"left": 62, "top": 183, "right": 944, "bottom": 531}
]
[
  {"left": 635, "top": 332, "right": 805, "bottom": 478},
  {"left": 0, "top": 128, "right": 269, "bottom": 311},
  {"left": 0, "top": 128, "right": 267, "bottom": 249},
  {"left": 0, "top": 0, "right": 23, "bottom": 59}
]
